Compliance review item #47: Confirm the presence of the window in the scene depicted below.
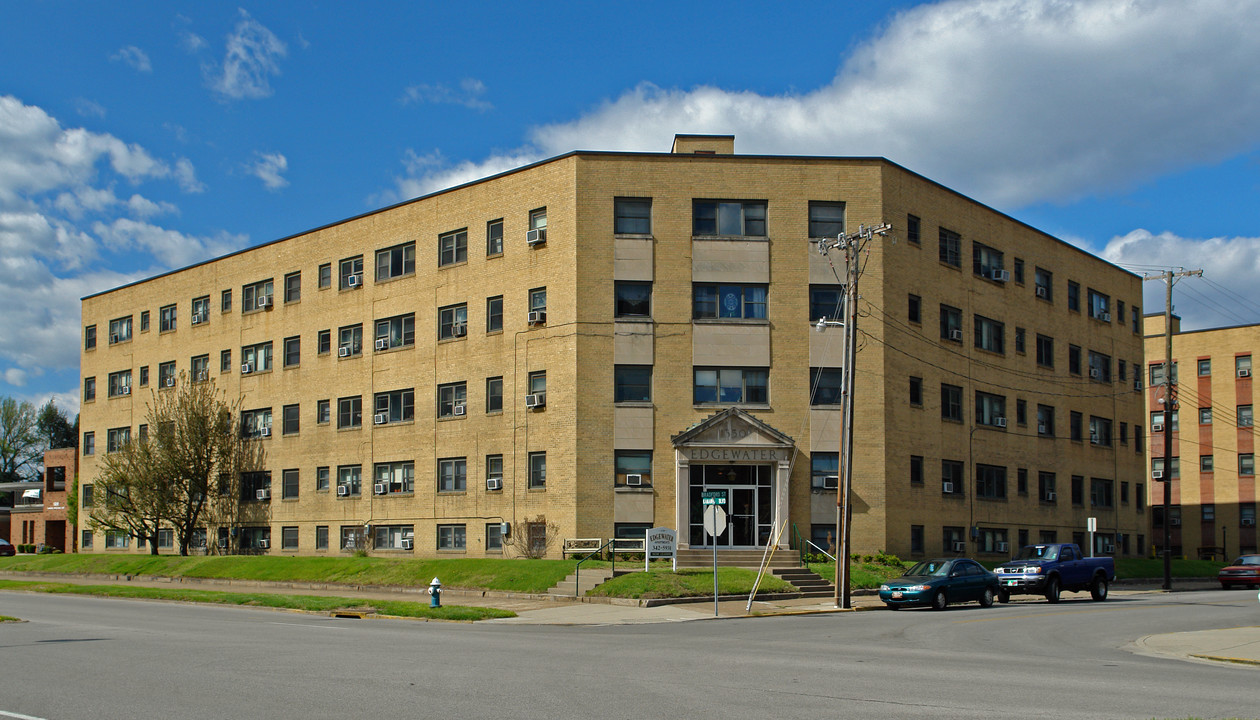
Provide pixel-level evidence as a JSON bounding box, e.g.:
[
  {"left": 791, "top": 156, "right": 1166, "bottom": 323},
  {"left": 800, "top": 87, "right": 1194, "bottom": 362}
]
[
  {"left": 1071, "top": 475, "right": 1085, "bottom": 506},
  {"left": 82, "top": 484, "right": 93, "bottom": 507},
  {"left": 529, "top": 287, "right": 547, "bottom": 318},
  {"left": 241, "top": 408, "right": 272, "bottom": 439},
  {"left": 337, "top": 465, "right": 362, "bottom": 497},
  {"left": 316, "top": 399, "right": 330, "bottom": 425},
  {"left": 975, "top": 391, "right": 1006, "bottom": 427},
  {"left": 375, "top": 461, "right": 415, "bottom": 494},
  {"left": 1239, "top": 405, "right": 1253, "bottom": 428},
  {"left": 1070, "top": 411, "right": 1083, "bottom": 442},
  {"left": 1036, "top": 335, "right": 1054, "bottom": 368},
  {"left": 486, "top": 377, "right": 503, "bottom": 413},
  {"left": 283, "top": 336, "right": 300, "bottom": 368},
  {"left": 338, "top": 324, "right": 363, "bottom": 357},
  {"left": 109, "top": 316, "right": 133, "bottom": 344},
  {"left": 906, "top": 214, "right": 921, "bottom": 245},
  {"left": 810, "top": 368, "right": 843, "bottom": 405},
  {"left": 693, "top": 367, "right": 768, "bottom": 404},
  {"left": 317, "top": 330, "right": 331, "bottom": 355},
  {"left": 105, "top": 530, "right": 129, "bottom": 549},
  {"left": 973, "top": 241, "right": 1005, "bottom": 280},
  {"left": 1201, "top": 504, "right": 1216, "bottom": 523},
  {"left": 340, "top": 525, "right": 365, "bottom": 550},
  {"left": 910, "top": 455, "right": 924, "bottom": 485},
  {"left": 1090, "top": 478, "right": 1114, "bottom": 508},
  {"left": 158, "top": 361, "right": 176, "bottom": 388},
  {"left": 1120, "top": 421, "right": 1128, "bottom": 444},
  {"left": 615, "top": 365, "right": 652, "bottom": 403},
  {"left": 438, "top": 229, "right": 468, "bottom": 267},
  {"left": 1067, "top": 281, "right": 1080, "bottom": 312},
  {"left": 140, "top": 366, "right": 150, "bottom": 386},
  {"left": 811, "top": 452, "right": 839, "bottom": 490},
  {"left": 438, "top": 458, "right": 467, "bottom": 492},
  {"left": 1198, "top": 358, "right": 1212, "bottom": 376},
  {"left": 1152, "top": 457, "right": 1181, "bottom": 478},
  {"left": 282, "top": 469, "right": 299, "bottom": 499},
  {"left": 693, "top": 283, "right": 767, "bottom": 319},
  {"left": 1087, "top": 289, "right": 1111, "bottom": 320},
  {"left": 374, "top": 389, "right": 415, "bottom": 424},
  {"left": 282, "top": 404, "right": 299, "bottom": 435},
  {"left": 1121, "top": 481, "right": 1130, "bottom": 504},
  {"left": 616, "top": 282, "right": 652, "bottom": 318},
  {"left": 375, "top": 313, "right": 415, "bottom": 350},
  {"left": 159, "top": 304, "right": 177, "bottom": 332},
  {"left": 616, "top": 198, "right": 653, "bottom": 234},
  {"left": 528, "top": 371, "right": 547, "bottom": 402},
  {"left": 337, "top": 396, "right": 362, "bottom": 429},
  {"left": 1201, "top": 455, "right": 1214, "bottom": 472},
  {"left": 939, "top": 227, "right": 962, "bottom": 267},
  {"left": 376, "top": 242, "right": 416, "bottom": 280},
  {"left": 1088, "top": 351, "right": 1111, "bottom": 382},
  {"left": 942, "top": 460, "right": 964, "bottom": 495},
  {"left": 486, "top": 454, "right": 504, "bottom": 489},
  {"left": 486, "top": 219, "right": 504, "bottom": 255},
  {"left": 1242, "top": 454, "right": 1255, "bottom": 476},
  {"left": 529, "top": 208, "right": 548, "bottom": 240},
  {"left": 528, "top": 452, "right": 546, "bottom": 489},
  {"left": 1016, "top": 399, "right": 1027, "bottom": 426},
  {"left": 371, "top": 524, "right": 414, "bottom": 551},
  {"left": 974, "top": 315, "right": 1004, "bottom": 354},
  {"left": 692, "top": 200, "right": 766, "bottom": 236},
  {"left": 976, "top": 464, "right": 1006, "bottom": 499},
  {"left": 487, "top": 296, "right": 504, "bottom": 332},
  {"left": 84, "top": 376, "right": 96, "bottom": 402},
  {"left": 1119, "top": 359, "right": 1127, "bottom": 381},
  {"left": 941, "top": 384, "right": 963, "bottom": 421},
  {"left": 940, "top": 304, "right": 962, "bottom": 341},
  {"left": 339, "top": 256, "right": 364, "bottom": 289},
  {"left": 1238, "top": 355, "right": 1253, "bottom": 377},
  {"left": 1137, "top": 483, "right": 1145, "bottom": 511},
  {"left": 979, "top": 528, "right": 1009, "bottom": 554},
  {"left": 81, "top": 530, "right": 93, "bottom": 549},
  {"left": 281, "top": 526, "right": 299, "bottom": 550},
  {"left": 106, "top": 427, "right": 131, "bottom": 453},
  {"left": 1117, "top": 300, "right": 1125, "bottom": 323},
  {"left": 108, "top": 371, "right": 132, "bottom": 398},
  {"left": 137, "top": 424, "right": 148, "bottom": 443},
  {"left": 907, "top": 294, "right": 921, "bottom": 324},
  {"left": 909, "top": 376, "right": 923, "bottom": 406},
  {"left": 188, "top": 296, "right": 211, "bottom": 325},
  {"left": 438, "top": 382, "right": 467, "bottom": 418},
  {"left": 1200, "top": 407, "right": 1212, "bottom": 424},
  {"left": 438, "top": 304, "right": 468, "bottom": 340},
  {"left": 1132, "top": 307, "right": 1141, "bottom": 333},
  {"left": 438, "top": 524, "right": 467, "bottom": 550},
  {"left": 316, "top": 466, "right": 329, "bottom": 491},
  {"left": 220, "top": 290, "right": 232, "bottom": 312},
  {"left": 615, "top": 450, "right": 652, "bottom": 487},
  {"left": 1150, "top": 362, "right": 1179, "bottom": 386},
  {"left": 83, "top": 431, "right": 94, "bottom": 455},
  {"left": 284, "top": 271, "right": 301, "bottom": 303},
  {"left": 1012, "top": 258, "right": 1024, "bottom": 284},
  {"left": 1039, "top": 472, "right": 1057, "bottom": 502},
  {"left": 1068, "top": 345, "right": 1081, "bottom": 376},
  {"left": 318, "top": 263, "right": 331, "bottom": 289},
  {"left": 486, "top": 523, "right": 503, "bottom": 551},
  {"left": 241, "top": 342, "right": 273, "bottom": 372},
  {"left": 190, "top": 354, "right": 209, "bottom": 382},
  {"left": 808, "top": 201, "right": 844, "bottom": 239},
  {"left": 85, "top": 325, "right": 97, "bottom": 350},
  {"left": 241, "top": 279, "right": 273, "bottom": 312},
  {"left": 814, "top": 285, "right": 848, "bottom": 322},
  {"left": 1089, "top": 416, "right": 1112, "bottom": 446},
  {"left": 1014, "top": 327, "right": 1025, "bottom": 354}
]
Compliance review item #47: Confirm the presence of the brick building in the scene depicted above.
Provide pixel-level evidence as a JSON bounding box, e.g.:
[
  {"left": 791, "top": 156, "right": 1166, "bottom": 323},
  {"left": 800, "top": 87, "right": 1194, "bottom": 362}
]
[
  {"left": 2, "top": 447, "right": 77, "bottom": 552},
  {"left": 77, "top": 134, "right": 1148, "bottom": 559}
]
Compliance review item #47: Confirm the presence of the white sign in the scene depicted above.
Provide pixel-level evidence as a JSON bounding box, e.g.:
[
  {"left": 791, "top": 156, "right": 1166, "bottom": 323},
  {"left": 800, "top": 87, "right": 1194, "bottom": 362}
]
[
  {"left": 1087, "top": 517, "right": 1097, "bottom": 532},
  {"left": 646, "top": 527, "right": 676, "bottom": 560},
  {"left": 704, "top": 505, "right": 728, "bottom": 538}
]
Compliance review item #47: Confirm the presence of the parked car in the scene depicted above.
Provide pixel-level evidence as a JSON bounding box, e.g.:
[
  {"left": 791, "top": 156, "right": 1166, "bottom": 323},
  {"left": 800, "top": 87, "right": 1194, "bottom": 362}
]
[
  {"left": 994, "top": 543, "right": 1114, "bottom": 603},
  {"left": 0, "top": 538, "right": 14, "bottom": 557},
  {"left": 879, "top": 558, "right": 999, "bottom": 610},
  {"left": 1218, "top": 555, "right": 1260, "bottom": 589}
]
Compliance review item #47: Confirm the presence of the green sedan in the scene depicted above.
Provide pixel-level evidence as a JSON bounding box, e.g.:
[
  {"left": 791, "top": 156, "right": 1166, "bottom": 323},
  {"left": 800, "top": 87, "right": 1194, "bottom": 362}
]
[{"left": 879, "top": 558, "right": 1000, "bottom": 610}]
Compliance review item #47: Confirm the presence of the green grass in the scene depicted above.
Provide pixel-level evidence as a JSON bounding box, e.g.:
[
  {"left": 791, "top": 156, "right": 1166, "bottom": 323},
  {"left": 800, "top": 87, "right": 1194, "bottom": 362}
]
[
  {"left": 0, "top": 615, "right": 20, "bottom": 622},
  {"left": 0, "top": 555, "right": 574, "bottom": 594},
  {"left": 1114, "top": 557, "right": 1225, "bottom": 579},
  {"left": 587, "top": 567, "right": 795, "bottom": 598},
  {"left": 803, "top": 559, "right": 909, "bottom": 589},
  {"left": 0, "top": 579, "right": 515, "bottom": 621}
]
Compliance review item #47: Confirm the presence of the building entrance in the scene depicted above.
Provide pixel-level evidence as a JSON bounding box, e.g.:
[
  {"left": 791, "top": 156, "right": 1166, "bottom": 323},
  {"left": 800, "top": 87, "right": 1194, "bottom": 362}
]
[{"left": 688, "top": 464, "right": 773, "bottom": 547}]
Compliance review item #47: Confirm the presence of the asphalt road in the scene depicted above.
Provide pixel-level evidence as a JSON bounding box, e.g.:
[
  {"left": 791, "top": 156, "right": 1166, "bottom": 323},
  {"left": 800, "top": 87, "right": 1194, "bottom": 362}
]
[{"left": 1, "top": 589, "right": 1256, "bottom": 719}]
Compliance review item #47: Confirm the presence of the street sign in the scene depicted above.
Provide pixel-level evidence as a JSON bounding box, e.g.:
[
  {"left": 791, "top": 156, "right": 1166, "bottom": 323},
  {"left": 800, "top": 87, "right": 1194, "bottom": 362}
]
[
  {"left": 703, "top": 505, "right": 728, "bottom": 537},
  {"left": 1087, "top": 517, "right": 1097, "bottom": 532},
  {"left": 701, "top": 490, "right": 727, "bottom": 506}
]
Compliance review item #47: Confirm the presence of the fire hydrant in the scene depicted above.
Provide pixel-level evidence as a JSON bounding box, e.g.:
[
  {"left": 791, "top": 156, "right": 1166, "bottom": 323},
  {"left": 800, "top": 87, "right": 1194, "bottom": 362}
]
[{"left": 427, "top": 577, "right": 442, "bottom": 608}]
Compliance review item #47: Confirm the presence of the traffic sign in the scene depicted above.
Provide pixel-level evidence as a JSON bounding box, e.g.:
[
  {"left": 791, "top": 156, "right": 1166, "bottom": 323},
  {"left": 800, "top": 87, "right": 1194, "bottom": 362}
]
[
  {"left": 703, "top": 505, "right": 728, "bottom": 537},
  {"left": 701, "top": 490, "right": 727, "bottom": 505}
]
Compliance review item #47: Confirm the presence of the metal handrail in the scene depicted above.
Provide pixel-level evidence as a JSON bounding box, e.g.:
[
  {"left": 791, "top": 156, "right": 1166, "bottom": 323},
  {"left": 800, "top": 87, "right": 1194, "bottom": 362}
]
[{"left": 574, "top": 538, "right": 617, "bottom": 597}]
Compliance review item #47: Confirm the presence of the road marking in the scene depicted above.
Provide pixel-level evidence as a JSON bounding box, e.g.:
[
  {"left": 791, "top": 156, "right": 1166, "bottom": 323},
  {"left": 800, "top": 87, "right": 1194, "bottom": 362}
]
[{"left": 0, "top": 710, "right": 48, "bottom": 720}]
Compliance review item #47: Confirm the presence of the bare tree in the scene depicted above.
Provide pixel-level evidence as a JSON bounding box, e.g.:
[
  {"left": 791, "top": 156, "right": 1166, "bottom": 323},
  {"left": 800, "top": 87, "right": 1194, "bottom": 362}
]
[
  {"left": 505, "top": 515, "right": 560, "bottom": 559},
  {"left": 0, "top": 397, "right": 40, "bottom": 482},
  {"left": 89, "top": 433, "right": 166, "bottom": 554}
]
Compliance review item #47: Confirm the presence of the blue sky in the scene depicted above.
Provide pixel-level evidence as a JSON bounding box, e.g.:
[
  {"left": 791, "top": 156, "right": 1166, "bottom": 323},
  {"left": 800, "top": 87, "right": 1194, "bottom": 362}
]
[{"left": 3, "top": 0, "right": 1260, "bottom": 419}]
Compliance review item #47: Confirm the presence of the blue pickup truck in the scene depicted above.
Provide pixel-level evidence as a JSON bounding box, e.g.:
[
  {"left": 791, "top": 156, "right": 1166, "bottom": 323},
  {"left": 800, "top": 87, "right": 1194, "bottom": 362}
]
[{"left": 993, "top": 543, "right": 1115, "bottom": 604}]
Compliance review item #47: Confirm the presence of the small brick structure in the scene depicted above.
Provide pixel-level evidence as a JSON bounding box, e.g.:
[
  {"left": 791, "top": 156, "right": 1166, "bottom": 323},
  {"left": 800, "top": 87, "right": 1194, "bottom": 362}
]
[{"left": 6, "top": 447, "right": 78, "bottom": 552}]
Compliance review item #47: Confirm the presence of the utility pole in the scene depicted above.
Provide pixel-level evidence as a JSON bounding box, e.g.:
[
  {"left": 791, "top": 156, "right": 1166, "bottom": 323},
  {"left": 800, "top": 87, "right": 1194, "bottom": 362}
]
[
  {"left": 1145, "top": 268, "right": 1201, "bottom": 591},
  {"left": 817, "top": 223, "right": 891, "bottom": 608}
]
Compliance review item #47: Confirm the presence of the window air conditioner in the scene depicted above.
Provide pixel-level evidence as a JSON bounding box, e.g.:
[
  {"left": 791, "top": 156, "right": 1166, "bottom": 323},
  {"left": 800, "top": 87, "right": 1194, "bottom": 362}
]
[
  {"left": 121, "top": 385, "right": 131, "bottom": 396},
  {"left": 526, "top": 228, "right": 547, "bottom": 245},
  {"left": 401, "top": 538, "right": 413, "bottom": 550},
  {"left": 1170, "top": 517, "right": 1181, "bottom": 526},
  {"left": 1035, "top": 286, "right": 1048, "bottom": 298},
  {"left": 994, "top": 417, "right": 1007, "bottom": 428},
  {"left": 338, "top": 346, "right": 351, "bottom": 358},
  {"left": 822, "top": 475, "right": 839, "bottom": 490},
  {"left": 1152, "top": 469, "right": 1164, "bottom": 480},
  {"left": 1046, "top": 492, "right": 1056, "bottom": 501},
  {"left": 1103, "top": 544, "right": 1114, "bottom": 553},
  {"left": 452, "top": 404, "right": 466, "bottom": 416},
  {"left": 258, "top": 539, "right": 270, "bottom": 549},
  {"left": 527, "top": 310, "right": 546, "bottom": 325},
  {"left": 241, "top": 363, "right": 253, "bottom": 374},
  {"left": 374, "top": 483, "right": 387, "bottom": 495},
  {"left": 191, "top": 315, "right": 202, "bottom": 325},
  {"left": 451, "top": 323, "right": 467, "bottom": 337},
  {"left": 992, "top": 269, "right": 1009, "bottom": 282},
  {"left": 949, "top": 329, "right": 963, "bottom": 341},
  {"left": 951, "top": 541, "right": 966, "bottom": 552},
  {"left": 1037, "top": 423, "right": 1047, "bottom": 434},
  {"left": 347, "top": 274, "right": 360, "bottom": 288},
  {"left": 1134, "top": 379, "right": 1143, "bottom": 390},
  {"left": 1090, "top": 368, "right": 1101, "bottom": 379},
  {"left": 1239, "top": 369, "right": 1252, "bottom": 378},
  {"left": 626, "top": 473, "right": 643, "bottom": 486},
  {"left": 1100, "top": 312, "right": 1111, "bottom": 322},
  {"left": 1151, "top": 423, "right": 1163, "bottom": 433},
  {"left": 525, "top": 393, "right": 545, "bottom": 408},
  {"left": 260, "top": 426, "right": 271, "bottom": 437},
  {"left": 218, "top": 538, "right": 229, "bottom": 549},
  {"left": 164, "top": 377, "right": 175, "bottom": 387},
  {"left": 256, "top": 489, "right": 270, "bottom": 500},
  {"left": 373, "top": 413, "right": 388, "bottom": 425},
  {"left": 258, "top": 296, "right": 272, "bottom": 309},
  {"left": 942, "top": 481, "right": 955, "bottom": 494},
  {"left": 337, "top": 485, "right": 349, "bottom": 497},
  {"left": 110, "top": 333, "right": 120, "bottom": 343},
  {"left": 1242, "top": 518, "right": 1256, "bottom": 527},
  {"left": 996, "top": 542, "right": 1009, "bottom": 553},
  {"left": 1090, "top": 434, "right": 1101, "bottom": 445},
  {"left": 486, "top": 477, "right": 502, "bottom": 491},
  {"left": 374, "top": 338, "right": 389, "bottom": 351}
]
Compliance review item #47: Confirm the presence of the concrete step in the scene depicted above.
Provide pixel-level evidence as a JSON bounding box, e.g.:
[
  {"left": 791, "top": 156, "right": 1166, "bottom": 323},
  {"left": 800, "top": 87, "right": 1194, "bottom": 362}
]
[
  {"left": 772, "top": 568, "right": 836, "bottom": 596},
  {"left": 547, "top": 568, "right": 634, "bottom": 597},
  {"left": 675, "top": 548, "right": 801, "bottom": 569}
]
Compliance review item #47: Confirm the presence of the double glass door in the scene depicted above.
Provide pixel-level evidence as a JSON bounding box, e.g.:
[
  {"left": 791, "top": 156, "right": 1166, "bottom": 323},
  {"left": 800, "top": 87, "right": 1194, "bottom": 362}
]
[{"left": 689, "top": 464, "right": 773, "bottom": 547}]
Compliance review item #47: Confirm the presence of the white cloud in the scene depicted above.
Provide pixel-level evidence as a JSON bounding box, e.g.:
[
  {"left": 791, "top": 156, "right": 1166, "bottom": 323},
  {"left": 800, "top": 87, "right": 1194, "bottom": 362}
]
[
  {"left": 74, "top": 99, "right": 106, "bottom": 119},
  {"left": 390, "top": 0, "right": 1260, "bottom": 209},
  {"left": 246, "top": 152, "right": 289, "bottom": 190},
  {"left": 400, "top": 78, "right": 492, "bottom": 111},
  {"left": 182, "top": 31, "right": 207, "bottom": 53},
  {"left": 3, "top": 368, "right": 27, "bottom": 386},
  {"left": 91, "top": 218, "right": 247, "bottom": 268},
  {"left": 110, "top": 45, "right": 152, "bottom": 73},
  {"left": 205, "top": 9, "right": 287, "bottom": 100},
  {"left": 1101, "top": 229, "right": 1260, "bottom": 330},
  {"left": 174, "top": 157, "right": 205, "bottom": 192}
]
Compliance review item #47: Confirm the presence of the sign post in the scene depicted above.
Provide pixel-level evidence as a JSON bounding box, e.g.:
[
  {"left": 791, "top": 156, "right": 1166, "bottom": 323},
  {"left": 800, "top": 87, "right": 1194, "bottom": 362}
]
[
  {"left": 702, "top": 491, "right": 728, "bottom": 616},
  {"left": 645, "top": 527, "right": 677, "bottom": 572},
  {"left": 1087, "top": 517, "right": 1097, "bottom": 557}
]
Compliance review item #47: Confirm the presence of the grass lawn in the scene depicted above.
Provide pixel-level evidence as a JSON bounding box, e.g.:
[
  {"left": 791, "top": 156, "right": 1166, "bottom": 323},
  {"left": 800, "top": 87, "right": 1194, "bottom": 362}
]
[
  {"left": 0, "top": 579, "right": 515, "bottom": 621},
  {"left": 1114, "top": 557, "right": 1225, "bottom": 579},
  {"left": 804, "top": 559, "right": 909, "bottom": 589}
]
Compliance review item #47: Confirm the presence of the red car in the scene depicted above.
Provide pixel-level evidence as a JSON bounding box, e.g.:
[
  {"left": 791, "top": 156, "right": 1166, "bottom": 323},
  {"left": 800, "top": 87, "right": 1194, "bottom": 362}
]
[
  {"left": 0, "top": 538, "right": 15, "bottom": 557},
  {"left": 1218, "top": 554, "right": 1260, "bottom": 589}
]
